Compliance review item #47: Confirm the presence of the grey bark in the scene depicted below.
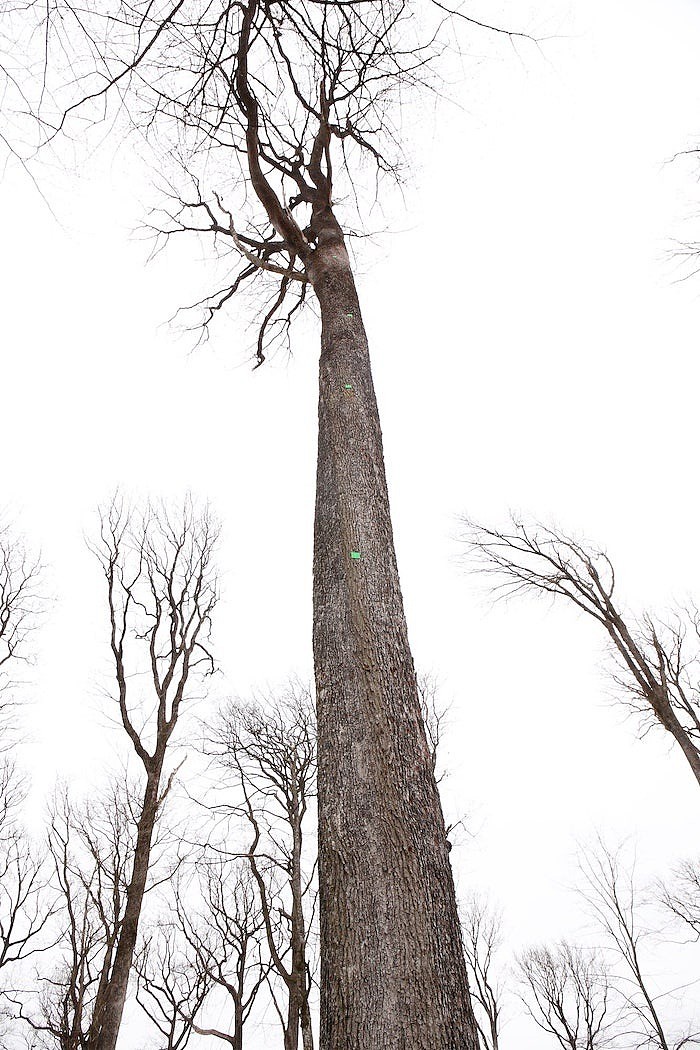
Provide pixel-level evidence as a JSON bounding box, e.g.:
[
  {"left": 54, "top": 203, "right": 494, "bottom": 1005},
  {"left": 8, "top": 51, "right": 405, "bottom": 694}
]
[{"left": 309, "top": 222, "right": 479, "bottom": 1050}]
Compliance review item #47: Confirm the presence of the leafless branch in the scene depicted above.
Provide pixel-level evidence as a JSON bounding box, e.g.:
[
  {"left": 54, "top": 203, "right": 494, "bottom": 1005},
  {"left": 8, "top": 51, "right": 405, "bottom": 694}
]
[
  {"left": 518, "top": 940, "right": 616, "bottom": 1050},
  {"left": 461, "top": 896, "right": 504, "bottom": 1050},
  {"left": 465, "top": 515, "right": 700, "bottom": 792},
  {"left": 0, "top": 521, "right": 42, "bottom": 747},
  {"left": 201, "top": 679, "right": 317, "bottom": 1050}
]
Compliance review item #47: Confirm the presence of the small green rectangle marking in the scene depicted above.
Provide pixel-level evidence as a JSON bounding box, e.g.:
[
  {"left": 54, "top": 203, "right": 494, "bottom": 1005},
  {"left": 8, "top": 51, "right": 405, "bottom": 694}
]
[
  {"left": 350, "top": 551, "right": 361, "bottom": 560},
  {"left": 344, "top": 383, "right": 353, "bottom": 390}
]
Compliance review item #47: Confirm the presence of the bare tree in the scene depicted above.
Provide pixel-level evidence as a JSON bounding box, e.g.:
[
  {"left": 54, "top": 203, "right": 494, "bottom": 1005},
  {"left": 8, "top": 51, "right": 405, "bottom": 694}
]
[
  {"left": 461, "top": 897, "right": 505, "bottom": 1050},
  {"left": 0, "top": 525, "right": 50, "bottom": 1037},
  {"left": 34, "top": 2, "right": 485, "bottom": 1043},
  {"left": 137, "top": 860, "right": 268, "bottom": 1050},
  {"left": 417, "top": 673, "right": 452, "bottom": 785},
  {"left": 668, "top": 140, "right": 700, "bottom": 281},
  {"left": 205, "top": 684, "right": 316, "bottom": 1050},
  {"left": 466, "top": 516, "right": 700, "bottom": 790},
  {"left": 79, "top": 498, "right": 219, "bottom": 1050},
  {"left": 579, "top": 841, "right": 695, "bottom": 1050},
  {"left": 135, "top": 923, "right": 211, "bottom": 1050},
  {"left": 0, "top": 765, "right": 57, "bottom": 1039},
  {"left": 659, "top": 859, "right": 700, "bottom": 940},
  {"left": 19, "top": 784, "right": 136, "bottom": 1050},
  {"left": 518, "top": 941, "right": 614, "bottom": 1050},
  {"left": 0, "top": 521, "right": 41, "bottom": 744}
]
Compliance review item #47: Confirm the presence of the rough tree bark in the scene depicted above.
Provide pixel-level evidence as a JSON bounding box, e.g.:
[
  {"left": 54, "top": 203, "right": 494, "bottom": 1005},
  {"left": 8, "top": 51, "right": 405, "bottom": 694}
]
[{"left": 310, "top": 226, "right": 478, "bottom": 1049}]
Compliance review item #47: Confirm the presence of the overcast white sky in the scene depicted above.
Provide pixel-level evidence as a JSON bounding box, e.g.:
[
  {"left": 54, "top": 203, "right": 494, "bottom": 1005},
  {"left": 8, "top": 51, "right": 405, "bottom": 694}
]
[{"left": 2, "top": 0, "right": 700, "bottom": 1044}]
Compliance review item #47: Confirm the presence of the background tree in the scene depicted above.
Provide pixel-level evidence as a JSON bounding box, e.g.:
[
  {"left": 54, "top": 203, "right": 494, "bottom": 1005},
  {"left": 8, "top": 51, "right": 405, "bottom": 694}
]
[
  {"left": 461, "top": 896, "right": 505, "bottom": 1050},
  {"left": 0, "top": 524, "right": 50, "bottom": 1036},
  {"left": 659, "top": 859, "right": 700, "bottom": 940},
  {"left": 579, "top": 841, "right": 692, "bottom": 1050},
  {"left": 518, "top": 941, "right": 614, "bottom": 1050},
  {"left": 136, "top": 860, "right": 268, "bottom": 1050},
  {"left": 466, "top": 517, "right": 700, "bottom": 790},
  {"left": 204, "top": 685, "right": 317, "bottom": 1050},
  {"left": 135, "top": 921, "right": 211, "bottom": 1050},
  {"left": 0, "top": 520, "right": 41, "bottom": 744},
  {"left": 35, "top": 2, "right": 484, "bottom": 1043},
  {"left": 20, "top": 784, "right": 136, "bottom": 1050},
  {"left": 83, "top": 498, "right": 218, "bottom": 1050},
  {"left": 669, "top": 139, "right": 700, "bottom": 280},
  {"left": 417, "top": 672, "right": 452, "bottom": 785},
  {"left": 0, "top": 767, "right": 56, "bottom": 1041}
]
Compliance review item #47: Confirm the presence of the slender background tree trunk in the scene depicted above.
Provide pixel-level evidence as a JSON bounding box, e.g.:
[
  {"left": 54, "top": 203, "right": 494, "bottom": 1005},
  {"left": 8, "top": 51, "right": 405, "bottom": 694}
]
[
  {"left": 93, "top": 770, "right": 161, "bottom": 1050},
  {"left": 310, "top": 230, "right": 479, "bottom": 1050}
]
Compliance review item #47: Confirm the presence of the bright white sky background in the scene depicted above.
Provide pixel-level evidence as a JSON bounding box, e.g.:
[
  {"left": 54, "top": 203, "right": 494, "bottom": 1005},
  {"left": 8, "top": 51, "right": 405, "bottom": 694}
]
[{"left": 1, "top": 0, "right": 700, "bottom": 1044}]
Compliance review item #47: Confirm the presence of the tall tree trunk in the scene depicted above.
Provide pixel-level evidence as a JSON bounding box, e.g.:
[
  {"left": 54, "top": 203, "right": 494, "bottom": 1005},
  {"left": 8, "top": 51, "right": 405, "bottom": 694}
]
[
  {"left": 234, "top": 1001, "right": 244, "bottom": 1050},
  {"left": 92, "top": 769, "right": 161, "bottom": 1050},
  {"left": 309, "top": 225, "right": 480, "bottom": 1049}
]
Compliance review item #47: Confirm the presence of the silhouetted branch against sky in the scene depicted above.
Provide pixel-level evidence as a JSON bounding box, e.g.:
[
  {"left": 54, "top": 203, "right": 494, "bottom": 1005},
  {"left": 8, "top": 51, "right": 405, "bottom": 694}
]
[
  {"left": 464, "top": 514, "right": 700, "bottom": 791},
  {"left": 0, "top": 521, "right": 42, "bottom": 743},
  {"left": 88, "top": 495, "right": 220, "bottom": 763},
  {"left": 659, "top": 858, "right": 700, "bottom": 943},
  {"left": 517, "top": 940, "right": 615, "bottom": 1050},
  {"left": 19, "top": 0, "right": 541, "bottom": 360}
]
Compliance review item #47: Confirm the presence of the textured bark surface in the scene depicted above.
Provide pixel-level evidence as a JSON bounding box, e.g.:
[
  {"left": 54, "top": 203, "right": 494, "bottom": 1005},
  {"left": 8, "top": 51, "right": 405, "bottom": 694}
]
[{"left": 309, "top": 230, "right": 480, "bottom": 1050}]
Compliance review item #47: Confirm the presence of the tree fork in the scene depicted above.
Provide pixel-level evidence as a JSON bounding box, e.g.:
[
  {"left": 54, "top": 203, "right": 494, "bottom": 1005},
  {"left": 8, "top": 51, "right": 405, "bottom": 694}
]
[{"left": 309, "top": 227, "right": 479, "bottom": 1050}]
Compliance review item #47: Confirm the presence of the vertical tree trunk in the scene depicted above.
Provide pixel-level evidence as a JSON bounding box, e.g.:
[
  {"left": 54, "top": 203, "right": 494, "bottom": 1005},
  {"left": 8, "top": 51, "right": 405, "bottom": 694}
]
[
  {"left": 309, "top": 229, "right": 480, "bottom": 1050},
  {"left": 285, "top": 1000, "right": 300, "bottom": 1050},
  {"left": 300, "top": 994, "right": 314, "bottom": 1050},
  {"left": 92, "top": 769, "right": 162, "bottom": 1050},
  {"left": 234, "top": 1002, "right": 244, "bottom": 1050}
]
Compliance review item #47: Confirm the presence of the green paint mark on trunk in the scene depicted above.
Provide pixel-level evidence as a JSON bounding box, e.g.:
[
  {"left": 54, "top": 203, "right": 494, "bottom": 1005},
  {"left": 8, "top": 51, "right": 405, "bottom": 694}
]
[{"left": 350, "top": 551, "right": 361, "bottom": 560}]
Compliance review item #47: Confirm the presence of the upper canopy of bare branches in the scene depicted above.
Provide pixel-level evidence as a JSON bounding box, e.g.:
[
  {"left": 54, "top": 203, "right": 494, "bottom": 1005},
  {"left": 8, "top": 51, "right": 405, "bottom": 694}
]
[
  {"left": 32, "top": 0, "right": 446, "bottom": 361},
  {"left": 206, "top": 681, "right": 317, "bottom": 831},
  {"left": 90, "top": 497, "right": 219, "bottom": 774},
  {"left": 518, "top": 940, "right": 614, "bottom": 1050}
]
